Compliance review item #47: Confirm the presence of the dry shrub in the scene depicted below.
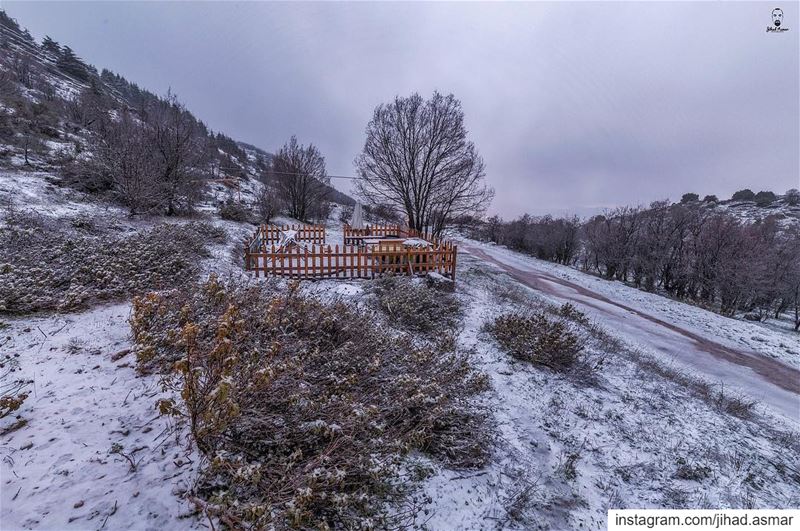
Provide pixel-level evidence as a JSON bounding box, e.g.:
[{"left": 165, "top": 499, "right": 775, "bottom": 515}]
[
  {"left": 0, "top": 392, "right": 27, "bottom": 418},
  {"left": 371, "top": 275, "right": 461, "bottom": 334},
  {"left": 1, "top": 359, "right": 30, "bottom": 432},
  {"left": 487, "top": 312, "right": 587, "bottom": 372},
  {"left": 131, "top": 276, "right": 488, "bottom": 528},
  {"left": 557, "top": 303, "right": 590, "bottom": 326},
  {"left": 217, "top": 199, "right": 252, "bottom": 223},
  {"left": 0, "top": 213, "right": 226, "bottom": 314}
]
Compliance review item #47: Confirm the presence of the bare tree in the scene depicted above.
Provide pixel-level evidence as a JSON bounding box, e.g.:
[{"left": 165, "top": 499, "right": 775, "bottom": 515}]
[
  {"left": 272, "top": 136, "right": 330, "bottom": 222},
  {"left": 255, "top": 181, "right": 279, "bottom": 224},
  {"left": 355, "top": 92, "right": 493, "bottom": 237},
  {"left": 86, "top": 111, "right": 160, "bottom": 215},
  {"left": 12, "top": 53, "right": 33, "bottom": 88},
  {"left": 65, "top": 86, "right": 109, "bottom": 130},
  {"left": 149, "top": 93, "right": 204, "bottom": 215}
]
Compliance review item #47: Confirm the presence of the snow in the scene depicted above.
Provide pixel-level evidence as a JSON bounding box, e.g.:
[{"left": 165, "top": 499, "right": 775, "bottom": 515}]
[
  {"left": 3, "top": 170, "right": 798, "bottom": 529},
  {"left": 402, "top": 238, "right": 431, "bottom": 247},
  {"left": 415, "top": 251, "right": 800, "bottom": 528},
  {"left": 713, "top": 199, "right": 800, "bottom": 232},
  {"left": 0, "top": 171, "right": 128, "bottom": 221},
  {"left": 0, "top": 303, "right": 202, "bottom": 530},
  {"left": 458, "top": 239, "right": 800, "bottom": 424}
]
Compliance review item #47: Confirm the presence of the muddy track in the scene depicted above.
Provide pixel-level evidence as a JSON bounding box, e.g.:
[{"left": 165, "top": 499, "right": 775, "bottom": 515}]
[{"left": 464, "top": 245, "right": 800, "bottom": 397}]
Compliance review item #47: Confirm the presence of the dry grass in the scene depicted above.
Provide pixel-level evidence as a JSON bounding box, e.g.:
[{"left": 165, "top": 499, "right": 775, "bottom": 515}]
[
  {"left": 371, "top": 275, "right": 462, "bottom": 334},
  {"left": 627, "top": 349, "right": 758, "bottom": 420},
  {"left": 131, "top": 275, "right": 489, "bottom": 529},
  {"left": 0, "top": 211, "right": 226, "bottom": 314}
]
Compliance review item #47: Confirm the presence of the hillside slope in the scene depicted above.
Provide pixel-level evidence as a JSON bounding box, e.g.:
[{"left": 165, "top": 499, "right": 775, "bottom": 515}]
[{"left": 0, "top": 10, "right": 355, "bottom": 211}]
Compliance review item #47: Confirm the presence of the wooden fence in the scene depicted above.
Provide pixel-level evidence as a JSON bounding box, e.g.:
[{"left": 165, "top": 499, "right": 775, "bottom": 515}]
[
  {"left": 343, "top": 223, "right": 419, "bottom": 244},
  {"left": 250, "top": 224, "right": 326, "bottom": 249},
  {"left": 244, "top": 241, "right": 457, "bottom": 281},
  {"left": 342, "top": 223, "right": 452, "bottom": 246}
]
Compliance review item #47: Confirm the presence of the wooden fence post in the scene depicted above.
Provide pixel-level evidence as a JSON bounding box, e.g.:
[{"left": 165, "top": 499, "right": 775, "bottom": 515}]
[{"left": 451, "top": 245, "right": 457, "bottom": 282}]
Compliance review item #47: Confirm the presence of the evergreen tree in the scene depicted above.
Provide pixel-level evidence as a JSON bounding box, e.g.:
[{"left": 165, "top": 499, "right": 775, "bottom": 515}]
[
  {"left": 732, "top": 189, "right": 756, "bottom": 201},
  {"left": 680, "top": 193, "right": 699, "bottom": 203},
  {"left": 41, "top": 35, "right": 61, "bottom": 55},
  {"left": 57, "top": 46, "right": 91, "bottom": 81},
  {"left": 0, "top": 10, "right": 21, "bottom": 32}
]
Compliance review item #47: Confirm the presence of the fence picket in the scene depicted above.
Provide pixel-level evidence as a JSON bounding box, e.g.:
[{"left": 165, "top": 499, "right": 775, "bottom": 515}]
[{"left": 244, "top": 225, "right": 455, "bottom": 281}]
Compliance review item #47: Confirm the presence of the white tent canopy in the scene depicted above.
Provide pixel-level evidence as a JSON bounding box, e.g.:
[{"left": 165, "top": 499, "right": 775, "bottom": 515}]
[{"left": 351, "top": 203, "right": 364, "bottom": 230}]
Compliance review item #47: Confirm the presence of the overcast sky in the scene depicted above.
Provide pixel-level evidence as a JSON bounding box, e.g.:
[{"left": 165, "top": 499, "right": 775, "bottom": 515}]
[{"left": 4, "top": 1, "right": 798, "bottom": 217}]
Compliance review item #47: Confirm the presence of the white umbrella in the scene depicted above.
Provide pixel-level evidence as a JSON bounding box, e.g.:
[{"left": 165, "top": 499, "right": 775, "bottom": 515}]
[{"left": 352, "top": 203, "right": 364, "bottom": 229}]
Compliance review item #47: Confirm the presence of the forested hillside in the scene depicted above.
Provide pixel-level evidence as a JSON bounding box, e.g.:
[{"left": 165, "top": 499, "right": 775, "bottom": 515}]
[{"left": 0, "top": 10, "right": 351, "bottom": 220}]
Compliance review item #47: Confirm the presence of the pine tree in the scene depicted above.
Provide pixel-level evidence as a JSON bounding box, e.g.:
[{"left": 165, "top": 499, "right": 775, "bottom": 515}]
[
  {"left": 0, "top": 10, "right": 21, "bottom": 32},
  {"left": 57, "top": 46, "right": 91, "bottom": 82},
  {"left": 41, "top": 35, "right": 61, "bottom": 55}
]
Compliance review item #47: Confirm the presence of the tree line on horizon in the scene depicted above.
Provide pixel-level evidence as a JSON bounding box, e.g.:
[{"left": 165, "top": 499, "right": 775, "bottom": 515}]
[{"left": 474, "top": 195, "right": 800, "bottom": 329}]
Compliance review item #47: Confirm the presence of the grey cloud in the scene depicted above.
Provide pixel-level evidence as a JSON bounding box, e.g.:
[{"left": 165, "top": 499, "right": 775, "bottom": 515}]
[{"left": 5, "top": 1, "right": 798, "bottom": 218}]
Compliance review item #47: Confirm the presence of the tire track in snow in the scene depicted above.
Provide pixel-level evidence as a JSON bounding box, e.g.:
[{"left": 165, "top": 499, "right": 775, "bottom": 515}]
[{"left": 463, "top": 244, "right": 800, "bottom": 421}]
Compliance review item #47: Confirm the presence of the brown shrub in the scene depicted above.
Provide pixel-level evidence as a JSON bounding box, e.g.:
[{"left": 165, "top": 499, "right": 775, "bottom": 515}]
[
  {"left": 0, "top": 213, "right": 226, "bottom": 314},
  {"left": 131, "top": 276, "right": 489, "bottom": 528},
  {"left": 487, "top": 311, "right": 587, "bottom": 372},
  {"left": 217, "top": 199, "right": 252, "bottom": 223},
  {"left": 557, "top": 302, "right": 590, "bottom": 325},
  {"left": 371, "top": 275, "right": 461, "bottom": 334}
]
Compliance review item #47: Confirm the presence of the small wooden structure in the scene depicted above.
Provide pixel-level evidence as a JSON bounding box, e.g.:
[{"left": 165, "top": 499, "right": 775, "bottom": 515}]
[
  {"left": 343, "top": 223, "right": 419, "bottom": 245},
  {"left": 250, "top": 224, "right": 326, "bottom": 248},
  {"left": 245, "top": 224, "right": 457, "bottom": 281}
]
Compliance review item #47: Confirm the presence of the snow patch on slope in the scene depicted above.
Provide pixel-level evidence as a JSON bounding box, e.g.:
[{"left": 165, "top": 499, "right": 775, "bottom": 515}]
[{"left": 0, "top": 303, "right": 201, "bottom": 530}]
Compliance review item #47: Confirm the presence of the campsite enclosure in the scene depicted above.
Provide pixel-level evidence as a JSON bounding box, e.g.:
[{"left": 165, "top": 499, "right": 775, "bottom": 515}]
[{"left": 245, "top": 224, "right": 457, "bottom": 280}]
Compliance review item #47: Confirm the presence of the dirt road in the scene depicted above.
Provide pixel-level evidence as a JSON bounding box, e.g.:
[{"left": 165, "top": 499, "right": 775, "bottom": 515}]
[{"left": 464, "top": 244, "right": 800, "bottom": 422}]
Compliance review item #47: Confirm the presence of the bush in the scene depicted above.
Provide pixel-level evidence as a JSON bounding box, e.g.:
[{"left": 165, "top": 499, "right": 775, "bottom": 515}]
[
  {"left": 131, "top": 277, "right": 488, "bottom": 528},
  {"left": 680, "top": 193, "right": 699, "bottom": 203},
  {"left": 702, "top": 195, "right": 718, "bottom": 203},
  {"left": 487, "top": 311, "right": 586, "bottom": 372},
  {"left": 754, "top": 190, "right": 776, "bottom": 207},
  {"left": 217, "top": 199, "right": 251, "bottom": 222},
  {"left": 786, "top": 189, "right": 800, "bottom": 206},
  {"left": 732, "top": 189, "right": 755, "bottom": 201},
  {"left": 0, "top": 214, "right": 226, "bottom": 314},
  {"left": 557, "top": 302, "right": 590, "bottom": 325},
  {"left": 371, "top": 275, "right": 461, "bottom": 334},
  {"left": 338, "top": 205, "right": 353, "bottom": 224}
]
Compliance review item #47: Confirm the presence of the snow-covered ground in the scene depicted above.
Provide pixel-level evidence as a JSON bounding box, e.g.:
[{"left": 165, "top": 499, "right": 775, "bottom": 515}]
[
  {"left": 2, "top": 171, "right": 799, "bottom": 530},
  {"left": 463, "top": 240, "right": 799, "bottom": 367},
  {"left": 415, "top": 251, "right": 800, "bottom": 529},
  {"left": 0, "top": 303, "right": 202, "bottom": 530},
  {"left": 0, "top": 171, "right": 129, "bottom": 221},
  {"left": 459, "top": 239, "right": 800, "bottom": 421},
  {"left": 0, "top": 172, "right": 244, "bottom": 531}
]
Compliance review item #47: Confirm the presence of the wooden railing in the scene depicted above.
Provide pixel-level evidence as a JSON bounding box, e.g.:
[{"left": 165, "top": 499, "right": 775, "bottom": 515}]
[
  {"left": 249, "top": 224, "right": 326, "bottom": 250},
  {"left": 343, "top": 223, "right": 419, "bottom": 244},
  {"left": 244, "top": 241, "right": 457, "bottom": 281}
]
